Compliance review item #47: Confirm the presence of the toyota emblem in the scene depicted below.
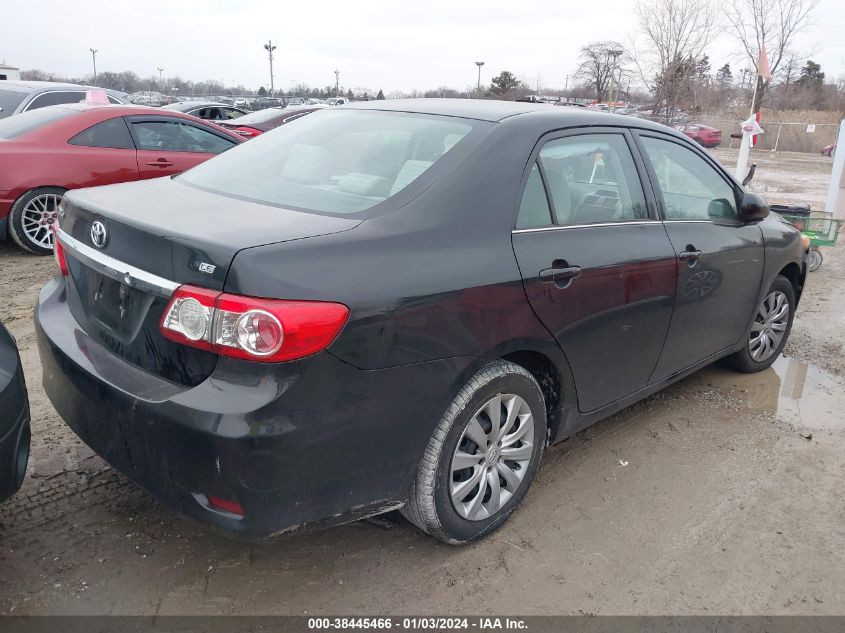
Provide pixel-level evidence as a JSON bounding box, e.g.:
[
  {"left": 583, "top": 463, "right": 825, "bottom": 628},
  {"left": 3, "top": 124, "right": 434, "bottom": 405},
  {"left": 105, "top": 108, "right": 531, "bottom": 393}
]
[{"left": 90, "top": 221, "right": 108, "bottom": 248}]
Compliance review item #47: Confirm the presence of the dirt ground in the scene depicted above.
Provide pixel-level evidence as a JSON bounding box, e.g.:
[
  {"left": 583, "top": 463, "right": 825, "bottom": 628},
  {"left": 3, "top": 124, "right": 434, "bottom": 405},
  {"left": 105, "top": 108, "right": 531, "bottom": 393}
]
[{"left": 1, "top": 149, "right": 844, "bottom": 616}]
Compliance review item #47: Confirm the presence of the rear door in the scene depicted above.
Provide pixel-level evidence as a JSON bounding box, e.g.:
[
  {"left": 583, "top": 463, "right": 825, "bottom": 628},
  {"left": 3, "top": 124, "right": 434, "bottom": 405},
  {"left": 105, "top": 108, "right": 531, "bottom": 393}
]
[
  {"left": 127, "top": 116, "right": 237, "bottom": 178},
  {"left": 511, "top": 129, "right": 678, "bottom": 412},
  {"left": 634, "top": 132, "right": 764, "bottom": 380}
]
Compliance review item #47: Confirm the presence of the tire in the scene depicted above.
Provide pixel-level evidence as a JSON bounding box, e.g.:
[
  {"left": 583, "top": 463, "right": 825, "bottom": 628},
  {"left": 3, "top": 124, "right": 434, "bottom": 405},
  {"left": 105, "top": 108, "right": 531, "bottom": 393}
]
[
  {"left": 727, "top": 275, "right": 795, "bottom": 373},
  {"left": 8, "top": 187, "right": 65, "bottom": 255},
  {"left": 807, "top": 247, "right": 823, "bottom": 272},
  {"left": 401, "top": 360, "right": 546, "bottom": 544}
]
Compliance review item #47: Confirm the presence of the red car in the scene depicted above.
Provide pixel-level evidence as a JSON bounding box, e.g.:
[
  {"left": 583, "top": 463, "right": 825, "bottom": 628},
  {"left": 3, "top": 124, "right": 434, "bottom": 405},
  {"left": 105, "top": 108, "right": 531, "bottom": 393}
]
[
  {"left": 676, "top": 123, "right": 722, "bottom": 148},
  {"left": 0, "top": 104, "right": 243, "bottom": 254},
  {"left": 216, "top": 104, "right": 328, "bottom": 139}
]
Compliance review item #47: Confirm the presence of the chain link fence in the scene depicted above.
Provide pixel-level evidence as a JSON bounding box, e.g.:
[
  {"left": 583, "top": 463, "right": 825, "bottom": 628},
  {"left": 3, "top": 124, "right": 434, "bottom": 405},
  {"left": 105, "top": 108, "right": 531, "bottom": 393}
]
[{"left": 696, "top": 119, "right": 839, "bottom": 154}]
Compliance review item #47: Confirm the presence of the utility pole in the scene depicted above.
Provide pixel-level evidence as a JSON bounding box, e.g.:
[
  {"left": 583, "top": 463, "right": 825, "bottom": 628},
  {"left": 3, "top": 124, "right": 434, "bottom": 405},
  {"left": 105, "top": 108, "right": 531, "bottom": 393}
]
[
  {"left": 565, "top": 74, "right": 571, "bottom": 92},
  {"left": 89, "top": 49, "right": 98, "bottom": 83},
  {"left": 334, "top": 69, "right": 340, "bottom": 97},
  {"left": 608, "top": 48, "right": 622, "bottom": 105},
  {"left": 475, "top": 61, "right": 484, "bottom": 99},
  {"left": 264, "top": 40, "right": 277, "bottom": 96}
]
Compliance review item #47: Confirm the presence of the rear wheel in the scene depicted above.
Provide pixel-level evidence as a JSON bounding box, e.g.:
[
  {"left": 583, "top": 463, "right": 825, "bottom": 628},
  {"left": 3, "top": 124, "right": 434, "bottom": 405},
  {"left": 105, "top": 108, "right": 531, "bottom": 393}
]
[
  {"left": 401, "top": 360, "right": 546, "bottom": 544},
  {"left": 8, "top": 187, "right": 65, "bottom": 255},
  {"left": 727, "top": 275, "right": 795, "bottom": 373}
]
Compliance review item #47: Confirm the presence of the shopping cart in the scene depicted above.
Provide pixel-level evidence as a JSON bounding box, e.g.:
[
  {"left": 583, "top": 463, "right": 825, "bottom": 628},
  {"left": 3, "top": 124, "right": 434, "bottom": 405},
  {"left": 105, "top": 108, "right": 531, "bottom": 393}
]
[{"left": 778, "top": 212, "right": 842, "bottom": 272}]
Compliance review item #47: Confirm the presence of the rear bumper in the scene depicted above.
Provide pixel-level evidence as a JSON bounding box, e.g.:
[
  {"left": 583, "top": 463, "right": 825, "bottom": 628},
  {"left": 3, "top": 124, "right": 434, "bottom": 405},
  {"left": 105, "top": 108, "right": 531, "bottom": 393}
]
[{"left": 36, "top": 278, "right": 470, "bottom": 540}]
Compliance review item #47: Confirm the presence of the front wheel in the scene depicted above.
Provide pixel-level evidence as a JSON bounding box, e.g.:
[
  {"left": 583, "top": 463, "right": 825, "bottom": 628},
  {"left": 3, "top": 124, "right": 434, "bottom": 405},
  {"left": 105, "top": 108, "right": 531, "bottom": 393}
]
[
  {"left": 401, "top": 360, "right": 546, "bottom": 544},
  {"left": 727, "top": 275, "right": 795, "bottom": 373},
  {"left": 807, "top": 247, "right": 823, "bottom": 272},
  {"left": 8, "top": 187, "right": 65, "bottom": 255}
]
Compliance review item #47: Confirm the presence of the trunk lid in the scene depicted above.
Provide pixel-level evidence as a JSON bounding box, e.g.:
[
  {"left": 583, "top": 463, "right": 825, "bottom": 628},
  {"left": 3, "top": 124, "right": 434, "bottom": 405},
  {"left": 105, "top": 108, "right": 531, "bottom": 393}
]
[{"left": 58, "top": 177, "right": 360, "bottom": 386}]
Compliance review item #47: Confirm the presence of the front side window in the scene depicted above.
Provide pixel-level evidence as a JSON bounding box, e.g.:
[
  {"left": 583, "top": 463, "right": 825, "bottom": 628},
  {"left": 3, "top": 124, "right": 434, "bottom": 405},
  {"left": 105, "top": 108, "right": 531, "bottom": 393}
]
[
  {"left": 179, "top": 110, "right": 483, "bottom": 215},
  {"left": 640, "top": 136, "right": 738, "bottom": 221},
  {"left": 25, "top": 91, "right": 85, "bottom": 110},
  {"left": 537, "top": 134, "right": 648, "bottom": 225},
  {"left": 69, "top": 117, "right": 134, "bottom": 149},
  {"left": 131, "top": 120, "right": 235, "bottom": 154}
]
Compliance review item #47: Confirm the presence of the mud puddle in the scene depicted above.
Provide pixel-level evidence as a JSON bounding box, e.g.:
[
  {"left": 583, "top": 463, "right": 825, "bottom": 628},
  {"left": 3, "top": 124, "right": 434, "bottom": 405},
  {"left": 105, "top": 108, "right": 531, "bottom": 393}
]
[{"left": 679, "top": 355, "right": 843, "bottom": 431}]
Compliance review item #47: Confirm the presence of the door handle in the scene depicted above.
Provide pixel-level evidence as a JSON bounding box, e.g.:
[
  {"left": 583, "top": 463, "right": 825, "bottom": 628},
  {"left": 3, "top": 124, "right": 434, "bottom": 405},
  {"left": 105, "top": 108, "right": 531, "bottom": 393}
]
[
  {"left": 146, "top": 159, "right": 174, "bottom": 167},
  {"left": 539, "top": 264, "right": 582, "bottom": 287},
  {"left": 678, "top": 246, "right": 702, "bottom": 265}
]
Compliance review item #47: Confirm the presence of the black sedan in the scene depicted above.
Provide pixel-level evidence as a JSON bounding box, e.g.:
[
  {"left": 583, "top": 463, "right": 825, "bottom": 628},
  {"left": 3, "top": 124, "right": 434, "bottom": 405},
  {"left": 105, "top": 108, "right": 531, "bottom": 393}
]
[
  {"left": 162, "top": 101, "right": 248, "bottom": 122},
  {"left": 36, "top": 100, "right": 806, "bottom": 543},
  {"left": 1, "top": 321, "right": 30, "bottom": 501}
]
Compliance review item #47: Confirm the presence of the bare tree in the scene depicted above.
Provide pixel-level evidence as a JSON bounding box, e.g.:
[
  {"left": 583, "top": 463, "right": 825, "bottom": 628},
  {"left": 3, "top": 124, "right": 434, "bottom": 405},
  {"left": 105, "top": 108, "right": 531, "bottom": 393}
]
[
  {"left": 635, "top": 0, "right": 718, "bottom": 120},
  {"left": 576, "top": 41, "right": 626, "bottom": 102},
  {"left": 726, "top": 0, "right": 819, "bottom": 107}
]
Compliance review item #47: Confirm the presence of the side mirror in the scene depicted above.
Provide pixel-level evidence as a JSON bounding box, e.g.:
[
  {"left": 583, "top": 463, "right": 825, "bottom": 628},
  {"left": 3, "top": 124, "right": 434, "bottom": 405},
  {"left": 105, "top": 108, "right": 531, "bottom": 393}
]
[{"left": 739, "top": 191, "right": 769, "bottom": 222}]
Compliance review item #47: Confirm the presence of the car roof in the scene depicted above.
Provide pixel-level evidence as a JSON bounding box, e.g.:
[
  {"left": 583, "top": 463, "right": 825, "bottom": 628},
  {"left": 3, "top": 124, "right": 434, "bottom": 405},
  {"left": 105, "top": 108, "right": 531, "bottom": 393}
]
[
  {"left": 164, "top": 101, "right": 232, "bottom": 111},
  {"left": 341, "top": 98, "right": 674, "bottom": 132},
  {"left": 0, "top": 80, "right": 115, "bottom": 93}
]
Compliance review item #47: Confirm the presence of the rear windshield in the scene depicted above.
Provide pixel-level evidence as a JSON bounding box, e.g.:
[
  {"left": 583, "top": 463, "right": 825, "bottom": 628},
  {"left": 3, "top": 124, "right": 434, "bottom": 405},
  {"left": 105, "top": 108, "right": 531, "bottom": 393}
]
[
  {"left": 179, "top": 110, "right": 486, "bottom": 215},
  {"left": 234, "top": 108, "right": 287, "bottom": 124},
  {"left": 0, "top": 89, "right": 27, "bottom": 119},
  {"left": 0, "top": 106, "right": 76, "bottom": 138}
]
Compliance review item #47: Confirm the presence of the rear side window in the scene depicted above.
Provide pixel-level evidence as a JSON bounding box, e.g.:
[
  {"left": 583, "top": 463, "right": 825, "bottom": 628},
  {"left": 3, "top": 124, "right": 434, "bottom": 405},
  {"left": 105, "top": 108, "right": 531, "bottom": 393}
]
[
  {"left": 179, "top": 110, "right": 484, "bottom": 215},
  {"left": 131, "top": 120, "right": 235, "bottom": 154},
  {"left": 0, "top": 89, "right": 27, "bottom": 118},
  {"left": 516, "top": 163, "right": 552, "bottom": 229},
  {"left": 69, "top": 117, "right": 135, "bottom": 149},
  {"left": 536, "top": 134, "right": 648, "bottom": 225},
  {"left": 25, "top": 91, "right": 85, "bottom": 110},
  {"left": 0, "top": 107, "right": 76, "bottom": 138}
]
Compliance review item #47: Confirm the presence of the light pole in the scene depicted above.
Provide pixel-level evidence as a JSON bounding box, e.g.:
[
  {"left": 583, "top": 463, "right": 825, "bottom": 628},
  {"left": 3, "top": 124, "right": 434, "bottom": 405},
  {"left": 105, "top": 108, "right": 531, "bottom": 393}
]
[
  {"left": 475, "top": 61, "right": 484, "bottom": 99},
  {"left": 264, "top": 40, "right": 277, "bottom": 96},
  {"left": 89, "top": 49, "right": 98, "bottom": 83},
  {"left": 334, "top": 69, "right": 340, "bottom": 97},
  {"left": 608, "top": 48, "right": 622, "bottom": 105}
]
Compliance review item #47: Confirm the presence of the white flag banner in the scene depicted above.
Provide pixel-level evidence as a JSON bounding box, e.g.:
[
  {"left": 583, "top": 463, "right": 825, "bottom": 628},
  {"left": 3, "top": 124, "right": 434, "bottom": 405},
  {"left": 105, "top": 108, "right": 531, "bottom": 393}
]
[{"left": 741, "top": 115, "right": 764, "bottom": 136}]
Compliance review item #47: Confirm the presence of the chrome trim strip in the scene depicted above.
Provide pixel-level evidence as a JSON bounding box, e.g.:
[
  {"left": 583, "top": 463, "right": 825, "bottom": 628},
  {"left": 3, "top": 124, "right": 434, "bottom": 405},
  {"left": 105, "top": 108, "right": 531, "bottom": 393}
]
[
  {"left": 512, "top": 220, "right": 660, "bottom": 234},
  {"left": 56, "top": 228, "right": 179, "bottom": 298}
]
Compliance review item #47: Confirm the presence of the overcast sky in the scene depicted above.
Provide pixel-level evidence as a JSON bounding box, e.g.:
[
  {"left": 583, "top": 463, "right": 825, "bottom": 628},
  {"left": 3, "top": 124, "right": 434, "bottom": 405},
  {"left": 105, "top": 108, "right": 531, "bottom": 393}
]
[{"left": 2, "top": 0, "right": 842, "bottom": 93}]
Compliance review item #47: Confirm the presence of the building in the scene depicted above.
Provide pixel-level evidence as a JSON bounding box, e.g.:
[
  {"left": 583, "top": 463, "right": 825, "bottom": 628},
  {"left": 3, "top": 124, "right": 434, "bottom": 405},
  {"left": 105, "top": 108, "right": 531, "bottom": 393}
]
[{"left": 0, "top": 63, "right": 21, "bottom": 81}]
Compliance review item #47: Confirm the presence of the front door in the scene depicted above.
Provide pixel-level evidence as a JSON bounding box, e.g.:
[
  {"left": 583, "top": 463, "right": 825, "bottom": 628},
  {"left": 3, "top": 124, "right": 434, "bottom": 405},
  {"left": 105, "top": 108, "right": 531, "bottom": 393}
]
[
  {"left": 635, "top": 133, "right": 765, "bottom": 381},
  {"left": 127, "top": 117, "right": 237, "bottom": 179},
  {"left": 511, "top": 130, "right": 678, "bottom": 412}
]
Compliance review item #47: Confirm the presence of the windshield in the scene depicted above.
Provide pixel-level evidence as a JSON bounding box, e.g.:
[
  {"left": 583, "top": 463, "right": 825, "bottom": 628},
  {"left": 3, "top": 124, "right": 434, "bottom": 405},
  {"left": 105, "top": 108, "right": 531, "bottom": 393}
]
[
  {"left": 0, "top": 106, "right": 76, "bottom": 138},
  {"left": 179, "top": 110, "right": 485, "bottom": 215}
]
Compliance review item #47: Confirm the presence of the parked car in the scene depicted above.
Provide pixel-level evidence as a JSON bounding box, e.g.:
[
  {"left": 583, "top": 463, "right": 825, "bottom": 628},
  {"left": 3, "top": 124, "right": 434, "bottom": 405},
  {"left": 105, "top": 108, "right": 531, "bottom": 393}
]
[
  {"left": 37, "top": 100, "right": 806, "bottom": 544},
  {"left": 821, "top": 144, "right": 836, "bottom": 157},
  {"left": 325, "top": 97, "right": 349, "bottom": 106},
  {"left": 249, "top": 97, "right": 285, "bottom": 111},
  {"left": 216, "top": 104, "right": 328, "bottom": 138},
  {"left": 0, "top": 81, "right": 128, "bottom": 119},
  {"left": 676, "top": 123, "right": 722, "bottom": 148},
  {"left": 0, "top": 103, "right": 243, "bottom": 254},
  {"left": 162, "top": 101, "right": 248, "bottom": 122},
  {"left": 0, "top": 320, "right": 30, "bottom": 503}
]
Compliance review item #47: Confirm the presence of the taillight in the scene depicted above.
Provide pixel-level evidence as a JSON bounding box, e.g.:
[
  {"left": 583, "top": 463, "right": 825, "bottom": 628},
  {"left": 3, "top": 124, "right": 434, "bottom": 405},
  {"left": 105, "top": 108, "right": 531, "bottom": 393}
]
[
  {"left": 160, "top": 285, "right": 349, "bottom": 362},
  {"left": 52, "top": 223, "right": 68, "bottom": 277},
  {"left": 233, "top": 126, "right": 262, "bottom": 138}
]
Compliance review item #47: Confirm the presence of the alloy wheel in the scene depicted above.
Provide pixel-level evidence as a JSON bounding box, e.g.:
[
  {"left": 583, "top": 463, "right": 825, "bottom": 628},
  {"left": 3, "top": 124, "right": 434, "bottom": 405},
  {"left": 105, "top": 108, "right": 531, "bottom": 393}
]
[
  {"left": 449, "top": 393, "right": 534, "bottom": 521},
  {"left": 21, "top": 193, "right": 61, "bottom": 249},
  {"left": 749, "top": 290, "right": 790, "bottom": 362}
]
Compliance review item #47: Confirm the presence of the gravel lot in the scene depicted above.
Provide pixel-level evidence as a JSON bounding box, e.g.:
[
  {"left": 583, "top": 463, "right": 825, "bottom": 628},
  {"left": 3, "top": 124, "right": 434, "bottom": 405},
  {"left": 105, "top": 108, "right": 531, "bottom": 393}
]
[{"left": 1, "top": 149, "right": 844, "bottom": 615}]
